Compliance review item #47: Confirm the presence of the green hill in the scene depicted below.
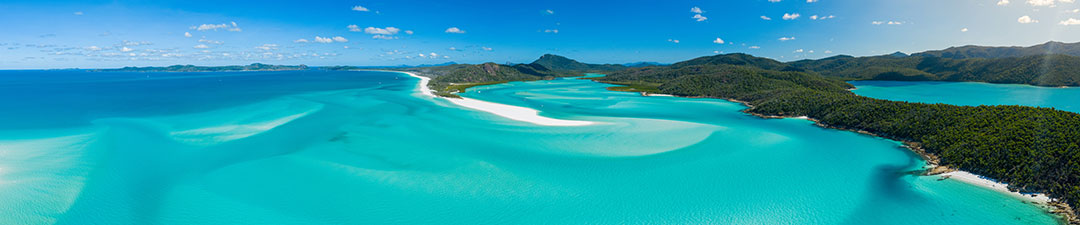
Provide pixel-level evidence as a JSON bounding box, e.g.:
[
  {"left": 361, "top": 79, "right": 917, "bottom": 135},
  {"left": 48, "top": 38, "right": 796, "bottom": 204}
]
[
  {"left": 789, "top": 54, "right": 1080, "bottom": 86},
  {"left": 531, "top": 54, "right": 627, "bottom": 75}
]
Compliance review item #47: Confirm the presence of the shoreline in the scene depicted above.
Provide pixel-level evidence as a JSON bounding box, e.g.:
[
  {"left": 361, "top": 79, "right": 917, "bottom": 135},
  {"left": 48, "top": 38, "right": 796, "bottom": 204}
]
[
  {"left": 639, "top": 91, "right": 1076, "bottom": 224},
  {"left": 389, "top": 70, "right": 595, "bottom": 127}
]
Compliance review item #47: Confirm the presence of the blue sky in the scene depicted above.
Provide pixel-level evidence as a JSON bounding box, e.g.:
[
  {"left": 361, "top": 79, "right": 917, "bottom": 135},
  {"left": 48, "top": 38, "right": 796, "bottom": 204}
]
[{"left": 3, "top": 0, "right": 1080, "bottom": 69}]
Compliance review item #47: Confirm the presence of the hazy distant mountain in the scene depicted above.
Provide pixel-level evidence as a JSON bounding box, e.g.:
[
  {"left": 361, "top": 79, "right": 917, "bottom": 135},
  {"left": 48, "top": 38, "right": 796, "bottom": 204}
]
[
  {"left": 97, "top": 63, "right": 308, "bottom": 72},
  {"left": 912, "top": 41, "right": 1080, "bottom": 59},
  {"left": 622, "top": 62, "right": 668, "bottom": 67},
  {"left": 401, "top": 62, "right": 458, "bottom": 68}
]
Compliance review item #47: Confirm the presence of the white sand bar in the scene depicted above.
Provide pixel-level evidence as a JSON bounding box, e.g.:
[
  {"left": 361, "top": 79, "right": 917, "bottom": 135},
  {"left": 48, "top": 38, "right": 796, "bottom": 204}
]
[
  {"left": 395, "top": 71, "right": 594, "bottom": 126},
  {"left": 939, "top": 171, "right": 1053, "bottom": 204}
]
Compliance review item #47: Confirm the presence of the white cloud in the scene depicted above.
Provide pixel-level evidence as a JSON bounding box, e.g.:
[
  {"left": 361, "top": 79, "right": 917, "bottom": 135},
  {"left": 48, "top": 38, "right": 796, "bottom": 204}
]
[
  {"left": 199, "top": 39, "right": 224, "bottom": 45},
  {"left": 348, "top": 25, "right": 362, "bottom": 32},
  {"left": 693, "top": 14, "right": 708, "bottom": 21},
  {"left": 332, "top": 36, "right": 348, "bottom": 42},
  {"left": 184, "top": 32, "right": 192, "bottom": 38},
  {"left": 667, "top": 39, "right": 680, "bottom": 43},
  {"left": 691, "top": 6, "right": 704, "bottom": 14},
  {"left": 405, "top": 30, "right": 414, "bottom": 35},
  {"left": 121, "top": 40, "right": 152, "bottom": 46},
  {"left": 1060, "top": 18, "right": 1080, "bottom": 25},
  {"left": 1018, "top": 15, "right": 1039, "bottom": 23},
  {"left": 825, "top": 50, "right": 833, "bottom": 54},
  {"left": 352, "top": 5, "right": 370, "bottom": 12},
  {"left": 191, "top": 22, "right": 241, "bottom": 32},
  {"left": 807, "top": 0, "right": 818, "bottom": 2},
  {"left": 872, "top": 21, "right": 904, "bottom": 25},
  {"left": 192, "top": 24, "right": 226, "bottom": 31},
  {"left": 961, "top": 28, "right": 969, "bottom": 32},
  {"left": 85, "top": 46, "right": 102, "bottom": 51},
  {"left": 73, "top": 11, "right": 84, "bottom": 15},
  {"left": 362, "top": 26, "right": 400, "bottom": 35},
  {"left": 482, "top": 47, "right": 493, "bottom": 51},
  {"left": 120, "top": 47, "right": 134, "bottom": 52},
  {"left": 749, "top": 46, "right": 760, "bottom": 49},
  {"left": 1027, "top": 0, "right": 1056, "bottom": 6},
  {"left": 810, "top": 15, "right": 835, "bottom": 20},
  {"left": 998, "top": 0, "right": 1010, "bottom": 5},
  {"left": 794, "top": 49, "right": 804, "bottom": 53},
  {"left": 545, "top": 9, "right": 555, "bottom": 14},
  {"left": 372, "top": 35, "right": 398, "bottom": 40},
  {"left": 783, "top": 13, "right": 800, "bottom": 20},
  {"left": 769, "top": 0, "right": 781, "bottom": 2},
  {"left": 314, "top": 36, "right": 334, "bottom": 43},
  {"left": 294, "top": 39, "right": 309, "bottom": 43},
  {"left": 255, "top": 44, "right": 278, "bottom": 50},
  {"left": 544, "top": 29, "right": 559, "bottom": 34},
  {"left": 761, "top": 15, "right": 772, "bottom": 20},
  {"left": 713, "top": 37, "right": 725, "bottom": 44},
  {"left": 228, "top": 21, "right": 241, "bottom": 32},
  {"left": 778, "top": 36, "right": 796, "bottom": 41},
  {"left": 445, "top": 27, "right": 465, "bottom": 33},
  {"left": 193, "top": 44, "right": 209, "bottom": 49}
]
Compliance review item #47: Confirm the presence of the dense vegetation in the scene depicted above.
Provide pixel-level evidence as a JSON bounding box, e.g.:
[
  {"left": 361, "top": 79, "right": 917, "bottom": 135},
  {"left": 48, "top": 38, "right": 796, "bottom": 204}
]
[
  {"left": 913, "top": 41, "right": 1080, "bottom": 59},
  {"left": 97, "top": 63, "right": 308, "bottom": 72},
  {"left": 596, "top": 55, "right": 1080, "bottom": 219},
  {"left": 399, "top": 62, "right": 561, "bottom": 97},
  {"left": 789, "top": 54, "right": 1080, "bottom": 86}
]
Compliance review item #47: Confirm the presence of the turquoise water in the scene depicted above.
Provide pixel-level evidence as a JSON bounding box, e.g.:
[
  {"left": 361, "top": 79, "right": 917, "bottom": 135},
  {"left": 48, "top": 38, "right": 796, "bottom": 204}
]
[
  {"left": 851, "top": 81, "right": 1080, "bottom": 113},
  {"left": 0, "top": 71, "right": 1059, "bottom": 224}
]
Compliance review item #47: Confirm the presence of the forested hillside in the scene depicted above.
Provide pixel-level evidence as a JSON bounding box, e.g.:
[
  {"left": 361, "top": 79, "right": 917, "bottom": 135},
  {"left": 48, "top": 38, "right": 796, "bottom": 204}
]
[
  {"left": 913, "top": 41, "right": 1080, "bottom": 59},
  {"left": 788, "top": 54, "right": 1080, "bottom": 86}
]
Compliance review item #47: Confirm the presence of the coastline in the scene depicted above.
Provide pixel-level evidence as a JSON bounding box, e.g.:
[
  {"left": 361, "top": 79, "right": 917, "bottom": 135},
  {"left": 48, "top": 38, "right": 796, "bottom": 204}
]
[
  {"left": 389, "top": 70, "right": 595, "bottom": 127},
  {"left": 639, "top": 91, "right": 1076, "bottom": 224}
]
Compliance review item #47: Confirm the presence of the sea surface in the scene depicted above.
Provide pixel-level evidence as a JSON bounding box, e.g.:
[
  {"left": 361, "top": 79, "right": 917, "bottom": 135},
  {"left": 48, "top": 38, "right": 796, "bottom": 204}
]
[
  {"left": 851, "top": 80, "right": 1080, "bottom": 113},
  {"left": 0, "top": 70, "right": 1060, "bottom": 224}
]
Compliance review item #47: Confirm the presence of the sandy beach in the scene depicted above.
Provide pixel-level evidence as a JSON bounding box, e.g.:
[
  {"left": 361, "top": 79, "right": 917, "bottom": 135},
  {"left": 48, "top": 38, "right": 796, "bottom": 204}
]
[
  {"left": 936, "top": 171, "right": 1054, "bottom": 205},
  {"left": 397, "top": 71, "right": 594, "bottom": 126}
]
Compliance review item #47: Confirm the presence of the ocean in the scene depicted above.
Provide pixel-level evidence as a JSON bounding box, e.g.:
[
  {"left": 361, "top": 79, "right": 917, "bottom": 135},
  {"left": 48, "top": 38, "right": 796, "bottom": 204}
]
[{"left": 0, "top": 70, "right": 1059, "bottom": 224}]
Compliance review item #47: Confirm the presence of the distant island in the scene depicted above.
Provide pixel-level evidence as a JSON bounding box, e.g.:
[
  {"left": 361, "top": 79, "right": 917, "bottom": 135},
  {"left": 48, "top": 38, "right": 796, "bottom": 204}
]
[
  {"left": 95, "top": 63, "right": 309, "bottom": 72},
  {"left": 396, "top": 41, "right": 1080, "bottom": 222}
]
